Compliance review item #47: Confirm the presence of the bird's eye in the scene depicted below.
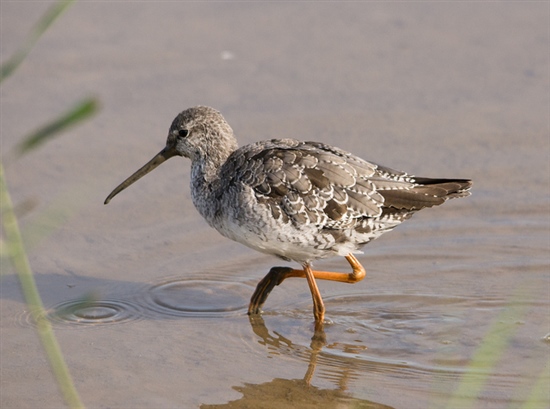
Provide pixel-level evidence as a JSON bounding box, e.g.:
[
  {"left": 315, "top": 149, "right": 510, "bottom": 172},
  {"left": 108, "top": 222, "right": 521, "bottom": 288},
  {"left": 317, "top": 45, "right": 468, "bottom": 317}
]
[{"left": 178, "top": 129, "right": 189, "bottom": 138}]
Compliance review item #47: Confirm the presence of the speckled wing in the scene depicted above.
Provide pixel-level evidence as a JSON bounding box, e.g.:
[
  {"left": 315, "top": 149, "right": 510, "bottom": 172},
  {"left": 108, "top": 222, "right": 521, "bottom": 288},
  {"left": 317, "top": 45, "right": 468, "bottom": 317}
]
[
  {"left": 222, "top": 139, "right": 396, "bottom": 229},
  {"left": 222, "top": 139, "right": 472, "bottom": 233}
]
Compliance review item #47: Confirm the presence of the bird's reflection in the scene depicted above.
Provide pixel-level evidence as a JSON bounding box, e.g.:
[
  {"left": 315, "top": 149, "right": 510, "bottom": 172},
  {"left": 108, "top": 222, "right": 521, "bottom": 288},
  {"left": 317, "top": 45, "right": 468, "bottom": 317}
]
[
  {"left": 199, "top": 316, "right": 394, "bottom": 409},
  {"left": 249, "top": 314, "right": 326, "bottom": 352}
]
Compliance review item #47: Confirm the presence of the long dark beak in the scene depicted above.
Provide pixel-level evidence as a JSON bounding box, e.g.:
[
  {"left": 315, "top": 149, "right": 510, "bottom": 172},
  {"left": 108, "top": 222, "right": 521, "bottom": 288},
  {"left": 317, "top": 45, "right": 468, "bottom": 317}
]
[{"left": 104, "top": 145, "right": 180, "bottom": 204}]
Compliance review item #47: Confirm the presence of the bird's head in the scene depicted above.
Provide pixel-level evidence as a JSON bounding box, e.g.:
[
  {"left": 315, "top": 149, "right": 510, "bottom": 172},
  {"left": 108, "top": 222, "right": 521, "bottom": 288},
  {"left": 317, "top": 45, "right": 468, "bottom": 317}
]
[{"left": 104, "top": 106, "right": 237, "bottom": 204}]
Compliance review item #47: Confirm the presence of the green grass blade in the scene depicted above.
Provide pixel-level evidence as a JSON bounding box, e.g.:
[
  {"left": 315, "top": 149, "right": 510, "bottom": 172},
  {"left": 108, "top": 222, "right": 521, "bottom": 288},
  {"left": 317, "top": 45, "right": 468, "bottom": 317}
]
[
  {"left": 445, "top": 300, "right": 528, "bottom": 409},
  {"left": 519, "top": 363, "right": 550, "bottom": 409},
  {"left": 15, "top": 98, "right": 99, "bottom": 156},
  {"left": 0, "top": 0, "right": 76, "bottom": 82},
  {"left": 0, "top": 161, "right": 85, "bottom": 409}
]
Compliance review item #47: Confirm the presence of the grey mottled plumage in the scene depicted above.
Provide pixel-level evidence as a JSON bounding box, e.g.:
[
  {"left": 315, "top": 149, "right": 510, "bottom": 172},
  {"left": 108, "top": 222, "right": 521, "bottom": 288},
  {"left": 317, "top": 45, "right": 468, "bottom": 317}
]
[{"left": 105, "top": 106, "right": 472, "bottom": 324}]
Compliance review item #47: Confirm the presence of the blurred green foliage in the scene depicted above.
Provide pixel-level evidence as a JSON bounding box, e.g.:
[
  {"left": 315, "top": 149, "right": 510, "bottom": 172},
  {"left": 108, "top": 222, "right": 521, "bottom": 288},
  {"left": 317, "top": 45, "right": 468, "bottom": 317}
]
[{"left": 1, "top": 1, "right": 98, "bottom": 408}]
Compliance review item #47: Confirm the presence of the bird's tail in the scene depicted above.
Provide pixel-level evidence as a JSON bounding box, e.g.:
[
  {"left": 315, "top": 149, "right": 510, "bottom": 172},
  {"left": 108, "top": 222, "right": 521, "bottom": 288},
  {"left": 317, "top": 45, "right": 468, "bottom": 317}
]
[
  {"left": 412, "top": 177, "right": 473, "bottom": 199},
  {"left": 377, "top": 177, "right": 472, "bottom": 211}
]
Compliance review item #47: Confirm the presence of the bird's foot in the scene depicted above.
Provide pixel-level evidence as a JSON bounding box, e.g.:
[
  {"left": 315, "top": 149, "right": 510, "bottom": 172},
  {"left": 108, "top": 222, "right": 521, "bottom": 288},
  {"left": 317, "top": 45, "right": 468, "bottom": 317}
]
[{"left": 248, "top": 266, "right": 295, "bottom": 315}]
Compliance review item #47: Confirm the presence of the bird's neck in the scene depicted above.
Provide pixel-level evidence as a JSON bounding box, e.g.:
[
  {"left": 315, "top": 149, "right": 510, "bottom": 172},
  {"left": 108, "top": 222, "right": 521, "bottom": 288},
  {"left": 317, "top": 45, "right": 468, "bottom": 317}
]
[
  {"left": 189, "top": 140, "right": 237, "bottom": 223},
  {"left": 191, "top": 138, "right": 237, "bottom": 185}
]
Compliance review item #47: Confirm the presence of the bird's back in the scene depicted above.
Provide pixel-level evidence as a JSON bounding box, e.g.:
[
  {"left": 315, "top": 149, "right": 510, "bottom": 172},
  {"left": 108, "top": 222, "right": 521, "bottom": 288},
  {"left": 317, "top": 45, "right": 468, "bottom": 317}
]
[{"left": 210, "top": 138, "right": 471, "bottom": 262}]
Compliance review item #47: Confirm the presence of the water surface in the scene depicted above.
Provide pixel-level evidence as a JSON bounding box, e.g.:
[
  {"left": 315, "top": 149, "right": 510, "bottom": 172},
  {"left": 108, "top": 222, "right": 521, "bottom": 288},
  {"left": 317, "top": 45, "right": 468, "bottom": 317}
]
[{"left": 1, "top": 2, "right": 548, "bottom": 408}]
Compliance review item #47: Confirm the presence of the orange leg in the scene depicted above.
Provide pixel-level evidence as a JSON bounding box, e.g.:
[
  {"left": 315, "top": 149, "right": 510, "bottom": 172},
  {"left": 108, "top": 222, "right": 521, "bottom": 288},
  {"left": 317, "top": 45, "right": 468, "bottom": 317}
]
[
  {"left": 248, "top": 254, "right": 366, "bottom": 321},
  {"left": 303, "top": 262, "right": 325, "bottom": 323}
]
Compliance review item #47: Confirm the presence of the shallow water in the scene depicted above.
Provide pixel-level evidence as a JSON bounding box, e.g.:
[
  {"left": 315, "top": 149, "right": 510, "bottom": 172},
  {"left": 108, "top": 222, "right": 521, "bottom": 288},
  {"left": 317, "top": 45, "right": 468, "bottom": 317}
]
[{"left": 2, "top": 2, "right": 549, "bottom": 409}]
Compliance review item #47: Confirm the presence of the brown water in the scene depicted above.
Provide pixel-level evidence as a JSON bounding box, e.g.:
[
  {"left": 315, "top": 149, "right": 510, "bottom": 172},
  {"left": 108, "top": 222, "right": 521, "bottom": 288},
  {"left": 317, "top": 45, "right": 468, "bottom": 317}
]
[{"left": 2, "top": 2, "right": 549, "bottom": 408}]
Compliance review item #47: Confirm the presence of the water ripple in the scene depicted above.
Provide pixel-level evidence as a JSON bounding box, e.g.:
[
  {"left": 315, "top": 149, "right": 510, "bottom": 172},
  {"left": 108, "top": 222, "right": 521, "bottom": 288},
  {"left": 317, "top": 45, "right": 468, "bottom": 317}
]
[
  {"left": 22, "top": 299, "right": 143, "bottom": 328},
  {"left": 140, "top": 276, "right": 252, "bottom": 319}
]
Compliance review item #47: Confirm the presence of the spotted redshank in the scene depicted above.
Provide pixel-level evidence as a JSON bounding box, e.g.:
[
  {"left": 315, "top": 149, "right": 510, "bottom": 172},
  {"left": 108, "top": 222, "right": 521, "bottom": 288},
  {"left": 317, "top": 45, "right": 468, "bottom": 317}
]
[{"left": 105, "top": 106, "right": 472, "bottom": 326}]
